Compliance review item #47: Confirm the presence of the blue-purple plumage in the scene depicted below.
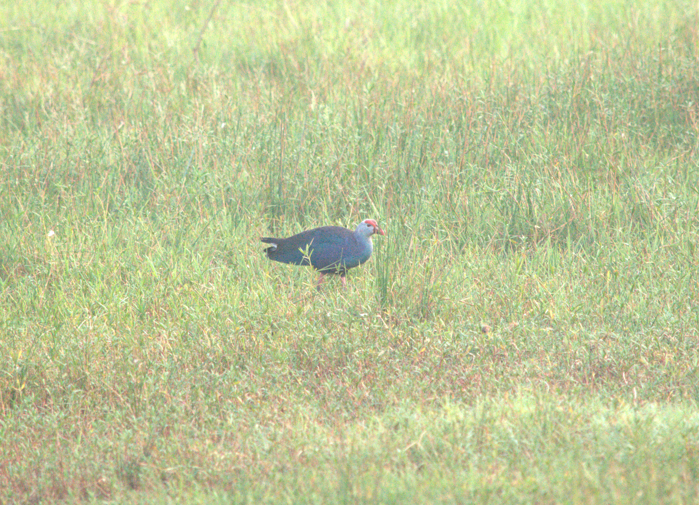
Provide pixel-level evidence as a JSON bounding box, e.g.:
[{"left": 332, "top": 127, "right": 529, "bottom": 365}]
[{"left": 261, "top": 219, "right": 385, "bottom": 286}]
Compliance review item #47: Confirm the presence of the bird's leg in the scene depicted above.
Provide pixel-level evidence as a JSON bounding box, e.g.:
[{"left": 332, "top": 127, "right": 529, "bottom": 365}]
[
  {"left": 341, "top": 275, "right": 347, "bottom": 288},
  {"left": 316, "top": 273, "right": 325, "bottom": 290}
]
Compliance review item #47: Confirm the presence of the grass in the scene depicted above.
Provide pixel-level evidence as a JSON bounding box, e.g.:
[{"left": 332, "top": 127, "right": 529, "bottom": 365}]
[{"left": 1, "top": 0, "right": 699, "bottom": 502}]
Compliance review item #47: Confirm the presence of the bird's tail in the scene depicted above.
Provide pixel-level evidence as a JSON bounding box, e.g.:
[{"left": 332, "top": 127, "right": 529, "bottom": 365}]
[{"left": 260, "top": 237, "right": 279, "bottom": 256}]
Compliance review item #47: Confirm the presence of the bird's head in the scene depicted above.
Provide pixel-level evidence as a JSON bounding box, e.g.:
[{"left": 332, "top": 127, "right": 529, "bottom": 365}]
[{"left": 357, "top": 219, "right": 386, "bottom": 237}]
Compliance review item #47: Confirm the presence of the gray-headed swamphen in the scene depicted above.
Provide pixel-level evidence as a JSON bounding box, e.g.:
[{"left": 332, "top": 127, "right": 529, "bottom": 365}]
[{"left": 261, "top": 219, "right": 386, "bottom": 287}]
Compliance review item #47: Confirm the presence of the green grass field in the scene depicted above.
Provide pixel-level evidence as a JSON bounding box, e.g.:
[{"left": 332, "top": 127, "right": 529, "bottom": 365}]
[{"left": 2, "top": 0, "right": 699, "bottom": 502}]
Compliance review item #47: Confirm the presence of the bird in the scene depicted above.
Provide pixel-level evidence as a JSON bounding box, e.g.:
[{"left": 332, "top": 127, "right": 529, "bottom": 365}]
[{"left": 261, "top": 219, "right": 386, "bottom": 288}]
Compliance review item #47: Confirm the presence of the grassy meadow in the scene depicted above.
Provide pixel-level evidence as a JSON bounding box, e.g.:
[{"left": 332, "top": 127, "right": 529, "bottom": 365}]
[{"left": 2, "top": 0, "right": 699, "bottom": 502}]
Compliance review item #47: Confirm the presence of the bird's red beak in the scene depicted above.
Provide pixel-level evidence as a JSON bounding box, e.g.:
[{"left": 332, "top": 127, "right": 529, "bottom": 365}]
[{"left": 375, "top": 225, "right": 386, "bottom": 236}]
